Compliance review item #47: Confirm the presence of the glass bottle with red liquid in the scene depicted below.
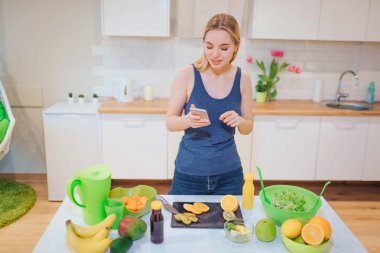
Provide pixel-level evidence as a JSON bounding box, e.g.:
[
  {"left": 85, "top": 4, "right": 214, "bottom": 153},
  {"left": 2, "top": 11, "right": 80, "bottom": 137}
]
[{"left": 150, "top": 200, "right": 164, "bottom": 244}]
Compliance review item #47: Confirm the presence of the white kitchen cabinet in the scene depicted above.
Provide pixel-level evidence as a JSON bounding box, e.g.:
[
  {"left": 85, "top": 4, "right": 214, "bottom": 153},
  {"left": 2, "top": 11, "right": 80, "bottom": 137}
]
[
  {"left": 101, "top": 114, "right": 167, "bottom": 179},
  {"left": 252, "top": 116, "right": 320, "bottom": 180},
  {"left": 167, "top": 131, "right": 252, "bottom": 179},
  {"left": 235, "top": 132, "right": 252, "bottom": 174},
  {"left": 167, "top": 131, "right": 183, "bottom": 179},
  {"left": 366, "top": 0, "right": 380, "bottom": 41},
  {"left": 250, "top": 0, "right": 320, "bottom": 40},
  {"left": 43, "top": 103, "right": 101, "bottom": 201},
  {"left": 363, "top": 117, "right": 380, "bottom": 180},
  {"left": 319, "top": 0, "right": 370, "bottom": 41},
  {"left": 102, "top": 0, "right": 170, "bottom": 37},
  {"left": 316, "top": 116, "right": 368, "bottom": 180},
  {"left": 177, "top": 0, "right": 244, "bottom": 37}
]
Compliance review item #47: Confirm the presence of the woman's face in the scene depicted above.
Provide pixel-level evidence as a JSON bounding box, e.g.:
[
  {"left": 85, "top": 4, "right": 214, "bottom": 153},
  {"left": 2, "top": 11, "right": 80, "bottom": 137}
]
[{"left": 204, "top": 29, "right": 237, "bottom": 70}]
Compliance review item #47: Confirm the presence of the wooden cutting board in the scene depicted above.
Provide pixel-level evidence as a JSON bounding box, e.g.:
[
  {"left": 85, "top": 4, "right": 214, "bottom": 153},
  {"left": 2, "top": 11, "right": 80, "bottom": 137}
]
[{"left": 170, "top": 202, "right": 243, "bottom": 229}]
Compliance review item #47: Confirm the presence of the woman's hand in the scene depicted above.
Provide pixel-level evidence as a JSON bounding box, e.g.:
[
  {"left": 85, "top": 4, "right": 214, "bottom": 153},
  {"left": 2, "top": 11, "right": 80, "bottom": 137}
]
[
  {"left": 186, "top": 104, "right": 211, "bottom": 128},
  {"left": 219, "top": 110, "right": 242, "bottom": 127}
]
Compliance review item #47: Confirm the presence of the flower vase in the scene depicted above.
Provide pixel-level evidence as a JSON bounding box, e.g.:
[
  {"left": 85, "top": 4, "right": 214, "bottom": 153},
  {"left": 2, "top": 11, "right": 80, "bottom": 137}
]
[{"left": 255, "top": 91, "right": 267, "bottom": 103}]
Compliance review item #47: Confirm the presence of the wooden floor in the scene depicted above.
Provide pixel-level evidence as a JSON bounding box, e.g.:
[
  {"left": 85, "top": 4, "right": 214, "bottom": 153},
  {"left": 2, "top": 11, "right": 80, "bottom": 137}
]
[{"left": 1, "top": 174, "right": 380, "bottom": 253}]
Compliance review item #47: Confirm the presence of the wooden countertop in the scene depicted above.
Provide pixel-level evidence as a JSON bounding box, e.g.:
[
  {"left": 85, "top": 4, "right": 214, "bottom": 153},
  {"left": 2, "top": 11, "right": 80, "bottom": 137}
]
[{"left": 99, "top": 98, "right": 380, "bottom": 116}]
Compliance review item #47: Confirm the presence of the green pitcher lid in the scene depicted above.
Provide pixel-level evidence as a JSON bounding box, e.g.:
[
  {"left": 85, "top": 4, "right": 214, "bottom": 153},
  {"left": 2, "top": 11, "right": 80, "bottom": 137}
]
[{"left": 76, "top": 164, "right": 111, "bottom": 180}]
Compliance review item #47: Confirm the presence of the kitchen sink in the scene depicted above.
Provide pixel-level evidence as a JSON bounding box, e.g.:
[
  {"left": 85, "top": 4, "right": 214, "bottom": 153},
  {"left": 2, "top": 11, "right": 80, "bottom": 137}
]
[{"left": 326, "top": 102, "right": 374, "bottom": 111}]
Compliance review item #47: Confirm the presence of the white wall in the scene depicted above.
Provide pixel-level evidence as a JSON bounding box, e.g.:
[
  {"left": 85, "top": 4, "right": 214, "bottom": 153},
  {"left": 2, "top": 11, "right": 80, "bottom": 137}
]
[
  {"left": 0, "top": 0, "right": 101, "bottom": 173},
  {"left": 0, "top": 0, "right": 380, "bottom": 173}
]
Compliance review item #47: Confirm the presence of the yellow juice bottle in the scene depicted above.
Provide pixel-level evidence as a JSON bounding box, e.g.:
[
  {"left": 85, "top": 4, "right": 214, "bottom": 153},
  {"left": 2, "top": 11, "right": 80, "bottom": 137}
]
[{"left": 242, "top": 173, "right": 254, "bottom": 210}]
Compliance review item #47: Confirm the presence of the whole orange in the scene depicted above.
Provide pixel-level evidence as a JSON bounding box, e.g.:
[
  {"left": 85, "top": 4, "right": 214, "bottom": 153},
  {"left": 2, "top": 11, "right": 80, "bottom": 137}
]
[{"left": 309, "top": 216, "right": 332, "bottom": 240}]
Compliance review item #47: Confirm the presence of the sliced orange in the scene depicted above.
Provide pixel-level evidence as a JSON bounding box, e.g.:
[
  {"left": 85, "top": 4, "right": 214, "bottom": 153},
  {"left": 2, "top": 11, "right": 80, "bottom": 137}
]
[
  {"left": 183, "top": 204, "right": 194, "bottom": 212},
  {"left": 121, "top": 196, "right": 131, "bottom": 205},
  {"left": 140, "top": 196, "right": 148, "bottom": 205},
  {"left": 309, "top": 216, "right": 332, "bottom": 240},
  {"left": 132, "top": 194, "right": 140, "bottom": 201},
  {"left": 193, "top": 202, "right": 210, "bottom": 212},
  {"left": 220, "top": 195, "right": 238, "bottom": 212},
  {"left": 301, "top": 223, "right": 324, "bottom": 246},
  {"left": 189, "top": 205, "right": 202, "bottom": 214}
]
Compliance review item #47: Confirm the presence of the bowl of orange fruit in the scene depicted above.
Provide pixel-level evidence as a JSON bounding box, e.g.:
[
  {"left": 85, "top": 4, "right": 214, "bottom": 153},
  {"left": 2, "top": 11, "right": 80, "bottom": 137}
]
[
  {"left": 280, "top": 216, "right": 332, "bottom": 253},
  {"left": 109, "top": 185, "right": 157, "bottom": 217}
]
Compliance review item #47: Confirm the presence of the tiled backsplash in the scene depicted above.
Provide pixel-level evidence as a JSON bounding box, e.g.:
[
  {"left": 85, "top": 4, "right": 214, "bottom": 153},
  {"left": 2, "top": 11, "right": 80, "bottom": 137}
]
[{"left": 94, "top": 37, "right": 380, "bottom": 101}]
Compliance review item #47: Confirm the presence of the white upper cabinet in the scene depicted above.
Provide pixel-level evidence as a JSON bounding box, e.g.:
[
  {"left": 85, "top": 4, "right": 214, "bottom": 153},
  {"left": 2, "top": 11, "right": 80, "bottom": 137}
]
[
  {"left": 366, "top": 0, "right": 380, "bottom": 41},
  {"left": 177, "top": 0, "right": 245, "bottom": 37},
  {"left": 102, "top": 0, "right": 170, "bottom": 37},
  {"left": 318, "top": 0, "right": 370, "bottom": 41},
  {"left": 363, "top": 117, "right": 380, "bottom": 180},
  {"left": 250, "top": 0, "right": 321, "bottom": 40},
  {"left": 316, "top": 117, "right": 368, "bottom": 180}
]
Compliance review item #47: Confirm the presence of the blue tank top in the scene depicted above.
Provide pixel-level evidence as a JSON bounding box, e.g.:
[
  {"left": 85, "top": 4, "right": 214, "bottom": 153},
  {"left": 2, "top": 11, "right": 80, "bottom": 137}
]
[{"left": 175, "top": 65, "right": 242, "bottom": 176}]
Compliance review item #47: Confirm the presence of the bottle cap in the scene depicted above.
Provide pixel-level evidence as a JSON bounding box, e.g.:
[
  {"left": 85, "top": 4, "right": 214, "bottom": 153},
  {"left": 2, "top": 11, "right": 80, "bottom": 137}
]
[
  {"left": 151, "top": 200, "right": 163, "bottom": 210},
  {"left": 244, "top": 173, "right": 254, "bottom": 180}
]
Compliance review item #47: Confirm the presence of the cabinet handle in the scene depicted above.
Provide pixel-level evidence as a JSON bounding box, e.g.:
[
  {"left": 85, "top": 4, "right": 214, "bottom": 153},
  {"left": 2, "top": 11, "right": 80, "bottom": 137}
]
[
  {"left": 123, "top": 119, "right": 146, "bottom": 127},
  {"left": 334, "top": 121, "right": 355, "bottom": 130},
  {"left": 275, "top": 119, "right": 298, "bottom": 129},
  {"left": 46, "top": 114, "right": 82, "bottom": 118}
]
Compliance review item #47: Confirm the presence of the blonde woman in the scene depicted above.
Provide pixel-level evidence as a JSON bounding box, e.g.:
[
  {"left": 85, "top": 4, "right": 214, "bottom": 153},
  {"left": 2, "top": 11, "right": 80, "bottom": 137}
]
[{"left": 166, "top": 14, "right": 253, "bottom": 195}]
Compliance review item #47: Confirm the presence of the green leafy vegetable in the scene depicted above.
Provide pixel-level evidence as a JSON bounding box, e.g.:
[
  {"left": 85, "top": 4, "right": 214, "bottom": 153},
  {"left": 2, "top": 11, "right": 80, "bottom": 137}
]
[{"left": 271, "top": 189, "right": 306, "bottom": 212}]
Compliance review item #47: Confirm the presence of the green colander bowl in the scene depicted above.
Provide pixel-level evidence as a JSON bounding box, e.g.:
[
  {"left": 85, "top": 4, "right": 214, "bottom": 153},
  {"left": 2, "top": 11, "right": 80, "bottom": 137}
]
[{"left": 259, "top": 185, "right": 322, "bottom": 226}]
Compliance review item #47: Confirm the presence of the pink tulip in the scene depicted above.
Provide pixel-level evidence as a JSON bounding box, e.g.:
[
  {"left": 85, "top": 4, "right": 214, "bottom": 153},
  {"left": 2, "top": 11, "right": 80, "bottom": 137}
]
[
  {"left": 288, "top": 65, "right": 296, "bottom": 72},
  {"left": 295, "top": 67, "right": 301, "bottom": 74},
  {"left": 271, "top": 50, "right": 284, "bottom": 58},
  {"left": 246, "top": 56, "right": 253, "bottom": 63}
]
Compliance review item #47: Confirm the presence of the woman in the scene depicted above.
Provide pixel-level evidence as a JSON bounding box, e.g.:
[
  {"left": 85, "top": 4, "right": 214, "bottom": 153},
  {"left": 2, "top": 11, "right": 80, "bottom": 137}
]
[{"left": 166, "top": 13, "right": 253, "bottom": 195}]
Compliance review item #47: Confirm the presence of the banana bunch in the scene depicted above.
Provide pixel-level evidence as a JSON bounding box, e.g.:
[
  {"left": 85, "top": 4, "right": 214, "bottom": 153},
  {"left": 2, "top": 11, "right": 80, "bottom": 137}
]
[{"left": 66, "top": 214, "right": 116, "bottom": 253}]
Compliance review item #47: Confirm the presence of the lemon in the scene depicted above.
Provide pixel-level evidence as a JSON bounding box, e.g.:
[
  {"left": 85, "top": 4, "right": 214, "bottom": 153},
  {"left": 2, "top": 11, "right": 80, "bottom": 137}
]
[{"left": 281, "top": 219, "right": 302, "bottom": 239}]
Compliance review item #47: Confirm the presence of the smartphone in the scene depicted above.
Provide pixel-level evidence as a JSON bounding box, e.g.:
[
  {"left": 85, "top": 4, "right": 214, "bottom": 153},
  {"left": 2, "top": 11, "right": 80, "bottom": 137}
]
[{"left": 190, "top": 108, "right": 209, "bottom": 120}]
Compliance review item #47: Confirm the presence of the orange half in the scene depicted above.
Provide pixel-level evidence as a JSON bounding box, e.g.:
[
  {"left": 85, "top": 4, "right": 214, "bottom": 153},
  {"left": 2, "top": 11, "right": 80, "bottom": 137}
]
[
  {"left": 301, "top": 223, "right": 324, "bottom": 246},
  {"left": 220, "top": 195, "right": 238, "bottom": 212}
]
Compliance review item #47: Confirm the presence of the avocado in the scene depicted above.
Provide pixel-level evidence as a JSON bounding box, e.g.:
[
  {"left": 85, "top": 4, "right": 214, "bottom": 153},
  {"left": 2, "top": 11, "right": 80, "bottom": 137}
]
[{"left": 110, "top": 237, "right": 133, "bottom": 253}]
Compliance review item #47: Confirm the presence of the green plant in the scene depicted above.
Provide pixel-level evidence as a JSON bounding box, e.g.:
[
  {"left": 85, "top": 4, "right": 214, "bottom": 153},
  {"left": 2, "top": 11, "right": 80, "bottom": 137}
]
[
  {"left": 78, "top": 94, "right": 84, "bottom": 98},
  {"left": 92, "top": 93, "right": 98, "bottom": 98},
  {"left": 247, "top": 50, "right": 300, "bottom": 100},
  {"left": 68, "top": 92, "right": 73, "bottom": 98}
]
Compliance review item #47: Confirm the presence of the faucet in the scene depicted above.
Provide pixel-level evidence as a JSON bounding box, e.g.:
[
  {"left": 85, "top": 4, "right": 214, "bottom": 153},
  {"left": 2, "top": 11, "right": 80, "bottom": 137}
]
[{"left": 335, "top": 70, "right": 359, "bottom": 103}]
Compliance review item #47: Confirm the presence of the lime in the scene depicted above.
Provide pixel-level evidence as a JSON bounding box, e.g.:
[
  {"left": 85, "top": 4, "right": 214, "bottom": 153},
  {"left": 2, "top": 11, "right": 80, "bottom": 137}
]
[
  {"left": 294, "top": 235, "right": 305, "bottom": 244},
  {"left": 223, "top": 210, "right": 236, "bottom": 221}
]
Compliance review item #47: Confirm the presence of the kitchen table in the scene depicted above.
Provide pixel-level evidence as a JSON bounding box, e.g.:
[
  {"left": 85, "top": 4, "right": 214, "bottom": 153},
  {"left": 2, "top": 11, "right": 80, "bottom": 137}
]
[{"left": 33, "top": 195, "right": 367, "bottom": 253}]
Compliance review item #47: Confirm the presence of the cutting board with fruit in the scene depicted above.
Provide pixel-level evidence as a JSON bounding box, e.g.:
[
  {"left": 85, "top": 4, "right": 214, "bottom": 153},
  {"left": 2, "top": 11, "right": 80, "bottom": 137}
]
[{"left": 171, "top": 202, "right": 243, "bottom": 229}]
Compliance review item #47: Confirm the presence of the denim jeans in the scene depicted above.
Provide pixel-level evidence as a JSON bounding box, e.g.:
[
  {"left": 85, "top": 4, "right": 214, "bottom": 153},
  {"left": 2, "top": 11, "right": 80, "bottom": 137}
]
[{"left": 168, "top": 167, "right": 244, "bottom": 195}]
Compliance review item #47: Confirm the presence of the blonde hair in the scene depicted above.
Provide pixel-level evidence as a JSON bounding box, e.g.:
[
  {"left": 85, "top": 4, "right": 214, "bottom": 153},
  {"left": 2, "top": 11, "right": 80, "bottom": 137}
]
[{"left": 194, "top": 13, "right": 241, "bottom": 72}]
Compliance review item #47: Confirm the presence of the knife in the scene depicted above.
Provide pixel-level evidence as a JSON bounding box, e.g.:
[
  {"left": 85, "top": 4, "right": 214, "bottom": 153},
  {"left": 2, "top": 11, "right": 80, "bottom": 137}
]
[{"left": 156, "top": 195, "right": 179, "bottom": 214}]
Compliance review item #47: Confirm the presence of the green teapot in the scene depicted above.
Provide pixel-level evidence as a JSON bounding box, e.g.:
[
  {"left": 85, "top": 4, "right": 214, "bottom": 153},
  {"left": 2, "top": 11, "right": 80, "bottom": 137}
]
[{"left": 67, "top": 164, "right": 111, "bottom": 225}]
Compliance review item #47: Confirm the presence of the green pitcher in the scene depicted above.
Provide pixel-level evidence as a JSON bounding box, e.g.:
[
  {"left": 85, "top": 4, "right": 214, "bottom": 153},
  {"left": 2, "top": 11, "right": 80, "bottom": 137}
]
[{"left": 67, "top": 164, "right": 111, "bottom": 225}]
